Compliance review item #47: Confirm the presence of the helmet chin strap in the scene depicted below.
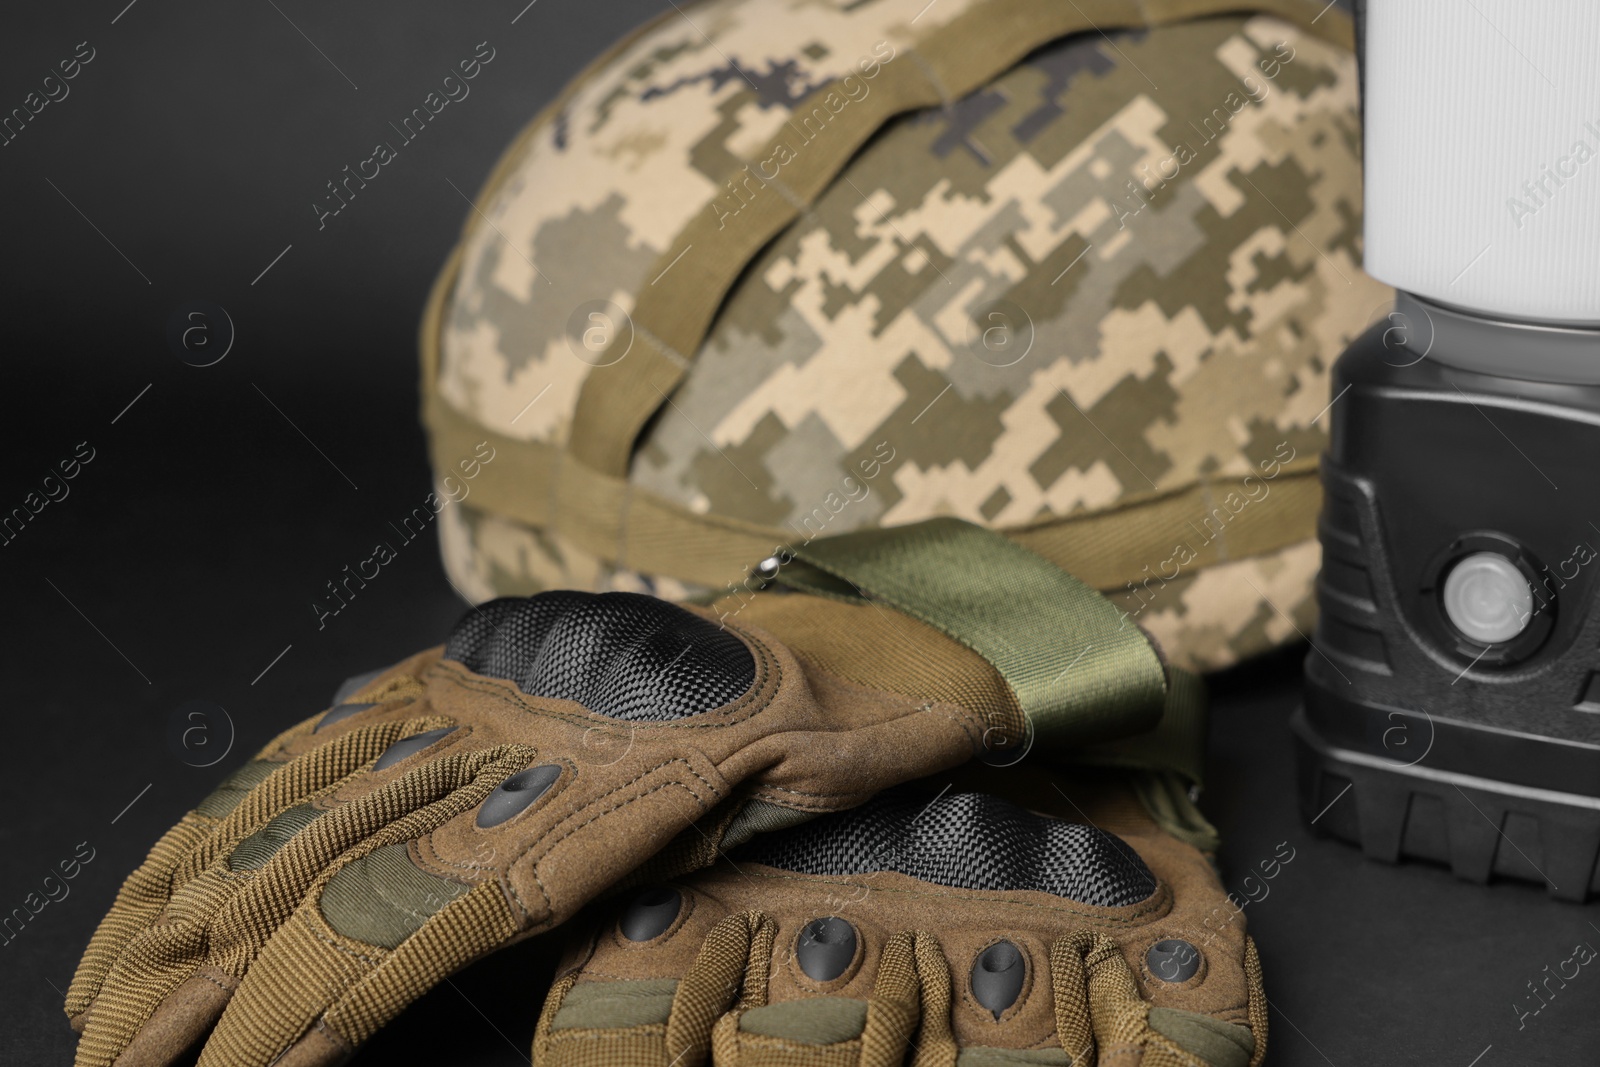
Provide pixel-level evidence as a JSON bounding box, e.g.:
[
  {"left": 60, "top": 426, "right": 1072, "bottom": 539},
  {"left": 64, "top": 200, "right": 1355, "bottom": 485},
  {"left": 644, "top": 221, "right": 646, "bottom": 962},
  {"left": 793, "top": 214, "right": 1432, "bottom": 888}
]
[{"left": 1361, "top": 0, "right": 1600, "bottom": 375}]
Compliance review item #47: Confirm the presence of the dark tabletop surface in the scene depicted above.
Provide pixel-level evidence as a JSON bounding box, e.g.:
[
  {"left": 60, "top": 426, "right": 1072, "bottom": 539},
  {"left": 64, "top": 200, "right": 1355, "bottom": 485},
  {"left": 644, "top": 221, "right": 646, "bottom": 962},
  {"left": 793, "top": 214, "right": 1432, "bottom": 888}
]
[{"left": 1, "top": 1, "right": 1593, "bottom": 1064}]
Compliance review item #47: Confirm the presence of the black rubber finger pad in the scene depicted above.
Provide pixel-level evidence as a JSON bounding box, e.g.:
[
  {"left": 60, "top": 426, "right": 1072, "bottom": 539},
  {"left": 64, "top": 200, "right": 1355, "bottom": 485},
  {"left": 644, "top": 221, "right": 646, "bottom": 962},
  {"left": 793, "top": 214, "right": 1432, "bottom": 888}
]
[
  {"left": 316, "top": 702, "right": 375, "bottom": 732},
  {"left": 476, "top": 764, "right": 563, "bottom": 828},
  {"left": 1147, "top": 939, "right": 1202, "bottom": 983},
  {"left": 444, "top": 592, "right": 754, "bottom": 721},
  {"left": 796, "top": 917, "right": 857, "bottom": 982},
  {"left": 619, "top": 887, "right": 682, "bottom": 941},
  {"left": 331, "top": 666, "right": 390, "bottom": 707},
  {"left": 972, "top": 941, "right": 1026, "bottom": 1018},
  {"left": 733, "top": 792, "right": 1157, "bottom": 908},
  {"left": 372, "top": 727, "right": 456, "bottom": 771}
]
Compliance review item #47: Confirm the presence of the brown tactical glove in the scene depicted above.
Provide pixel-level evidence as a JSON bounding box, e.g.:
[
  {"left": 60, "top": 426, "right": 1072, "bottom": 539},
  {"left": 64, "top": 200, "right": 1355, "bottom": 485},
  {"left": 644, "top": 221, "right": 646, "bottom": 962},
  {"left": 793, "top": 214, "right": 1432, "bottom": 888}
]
[
  {"left": 536, "top": 777, "right": 1264, "bottom": 1067},
  {"left": 66, "top": 522, "right": 1171, "bottom": 1067}
]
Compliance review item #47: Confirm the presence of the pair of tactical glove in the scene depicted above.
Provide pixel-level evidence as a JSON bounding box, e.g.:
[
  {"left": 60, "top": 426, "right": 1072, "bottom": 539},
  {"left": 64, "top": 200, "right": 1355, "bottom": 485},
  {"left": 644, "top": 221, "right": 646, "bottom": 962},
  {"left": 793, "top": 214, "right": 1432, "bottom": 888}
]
[{"left": 67, "top": 520, "right": 1265, "bottom": 1066}]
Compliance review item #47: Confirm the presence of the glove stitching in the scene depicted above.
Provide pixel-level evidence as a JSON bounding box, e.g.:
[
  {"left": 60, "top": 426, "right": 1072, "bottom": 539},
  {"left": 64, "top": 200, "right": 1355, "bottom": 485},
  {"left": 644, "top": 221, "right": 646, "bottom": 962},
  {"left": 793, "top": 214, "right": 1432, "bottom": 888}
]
[
  {"left": 576, "top": 966, "right": 663, "bottom": 980},
  {"left": 194, "top": 969, "right": 235, "bottom": 994},
  {"left": 520, "top": 758, "right": 723, "bottom": 866},
  {"left": 414, "top": 833, "right": 482, "bottom": 878},
  {"left": 294, "top": 909, "right": 385, "bottom": 968},
  {"left": 310, "top": 1019, "right": 353, "bottom": 1054},
  {"left": 411, "top": 757, "right": 719, "bottom": 917},
  {"left": 939, "top": 702, "right": 989, "bottom": 749},
  {"left": 748, "top": 783, "right": 889, "bottom": 809},
  {"left": 279, "top": 759, "right": 521, "bottom": 970},
  {"left": 741, "top": 1032, "right": 864, "bottom": 1053},
  {"left": 508, "top": 774, "right": 719, "bottom": 925},
  {"left": 740, "top": 701, "right": 985, "bottom": 810},
  {"left": 720, "top": 870, "right": 1173, "bottom": 924},
  {"left": 547, "top": 1027, "right": 668, "bottom": 1043},
  {"left": 519, "top": 767, "right": 717, "bottom": 866},
  {"left": 410, "top": 756, "right": 579, "bottom": 876},
  {"left": 795, "top": 653, "right": 991, "bottom": 746}
]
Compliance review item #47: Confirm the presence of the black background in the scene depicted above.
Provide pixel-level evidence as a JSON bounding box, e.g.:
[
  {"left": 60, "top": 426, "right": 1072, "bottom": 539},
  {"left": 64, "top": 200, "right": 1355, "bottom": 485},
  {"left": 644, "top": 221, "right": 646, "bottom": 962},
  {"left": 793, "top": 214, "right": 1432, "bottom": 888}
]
[{"left": 1, "top": 1, "right": 1593, "bottom": 1064}]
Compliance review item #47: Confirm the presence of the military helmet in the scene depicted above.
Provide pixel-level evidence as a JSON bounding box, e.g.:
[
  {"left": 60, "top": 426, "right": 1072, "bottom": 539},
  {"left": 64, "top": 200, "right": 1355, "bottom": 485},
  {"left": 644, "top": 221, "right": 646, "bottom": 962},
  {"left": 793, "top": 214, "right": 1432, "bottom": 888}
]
[{"left": 421, "top": 0, "right": 1388, "bottom": 673}]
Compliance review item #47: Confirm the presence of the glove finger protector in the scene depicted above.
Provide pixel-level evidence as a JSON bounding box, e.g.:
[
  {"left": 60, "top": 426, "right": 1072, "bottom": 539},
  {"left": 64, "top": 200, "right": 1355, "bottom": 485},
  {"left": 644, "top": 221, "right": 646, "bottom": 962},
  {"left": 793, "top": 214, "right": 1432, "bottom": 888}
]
[
  {"left": 69, "top": 531, "right": 1167, "bottom": 1067},
  {"left": 63, "top": 667, "right": 449, "bottom": 1033},
  {"left": 536, "top": 781, "right": 1264, "bottom": 1067}
]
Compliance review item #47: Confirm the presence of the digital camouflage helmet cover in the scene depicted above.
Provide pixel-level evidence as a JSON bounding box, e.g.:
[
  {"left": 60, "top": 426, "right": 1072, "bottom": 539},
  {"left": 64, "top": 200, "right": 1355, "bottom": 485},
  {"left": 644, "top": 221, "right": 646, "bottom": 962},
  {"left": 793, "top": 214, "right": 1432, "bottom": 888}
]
[{"left": 420, "top": 0, "right": 1388, "bottom": 674}]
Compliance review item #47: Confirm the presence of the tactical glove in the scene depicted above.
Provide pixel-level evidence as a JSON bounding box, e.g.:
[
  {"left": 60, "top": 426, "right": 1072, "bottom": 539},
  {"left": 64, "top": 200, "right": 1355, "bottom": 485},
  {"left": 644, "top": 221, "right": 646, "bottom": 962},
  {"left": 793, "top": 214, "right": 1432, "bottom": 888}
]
[
  {"left": 67, "top": 520, "right": 1172, "bottom": 1067},
  {"left": 537, "top": 779, "right": 1263, "bottom": 1067}
]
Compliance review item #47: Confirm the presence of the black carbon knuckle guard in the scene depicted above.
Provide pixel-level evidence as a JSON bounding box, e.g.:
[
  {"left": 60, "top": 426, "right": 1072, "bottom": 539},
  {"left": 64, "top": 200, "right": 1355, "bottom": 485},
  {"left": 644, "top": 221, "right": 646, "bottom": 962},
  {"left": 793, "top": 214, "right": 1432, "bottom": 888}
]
[
  {"left": 734, "top": 791, "right": 1157, "bottom": 908},
  {"left": 444, "top": 592, "right": 755, "bottom": 721}
]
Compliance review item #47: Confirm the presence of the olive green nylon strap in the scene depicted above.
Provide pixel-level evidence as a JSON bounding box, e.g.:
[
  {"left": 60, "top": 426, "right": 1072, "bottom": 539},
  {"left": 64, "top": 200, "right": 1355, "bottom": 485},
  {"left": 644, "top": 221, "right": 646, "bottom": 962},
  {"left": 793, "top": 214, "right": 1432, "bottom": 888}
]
[
  {"left": 1070, "top": 667, "right": 1206, "bottom": 787},
  {"left": 773, "top": 517, "right": 1167, "bottom": 747},
  {"left": 1069, "top": 669, "right": 1217, "bottom": 850},
  {"left": 419, "top": 389, "right": 1320, "bottom": 592}
]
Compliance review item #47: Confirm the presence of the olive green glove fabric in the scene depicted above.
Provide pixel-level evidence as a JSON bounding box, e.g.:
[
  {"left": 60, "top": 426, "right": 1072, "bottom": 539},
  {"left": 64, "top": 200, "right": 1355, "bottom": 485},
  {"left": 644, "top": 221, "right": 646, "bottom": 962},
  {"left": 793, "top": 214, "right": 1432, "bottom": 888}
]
[{"left": 66, "top": 562, "right": 1169, "bottom": 1066}]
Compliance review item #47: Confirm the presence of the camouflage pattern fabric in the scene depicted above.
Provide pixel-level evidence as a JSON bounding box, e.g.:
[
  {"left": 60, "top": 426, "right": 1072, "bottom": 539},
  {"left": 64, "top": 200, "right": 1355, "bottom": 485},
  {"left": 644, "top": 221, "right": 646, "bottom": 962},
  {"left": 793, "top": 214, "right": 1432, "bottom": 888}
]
[
  {"left": 438, "top": 0, "right": 982, "bottom": 442},
  {"left": 426, "top": 0, "right": 1390, "bottom": 673}
]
